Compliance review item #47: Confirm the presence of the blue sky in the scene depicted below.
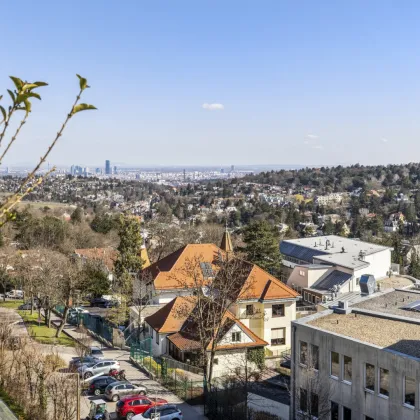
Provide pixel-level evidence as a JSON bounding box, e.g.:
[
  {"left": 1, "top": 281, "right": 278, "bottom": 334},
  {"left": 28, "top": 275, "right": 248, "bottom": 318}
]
[{"left": 2, "top": 1, "right": 420, "bottom": 167}]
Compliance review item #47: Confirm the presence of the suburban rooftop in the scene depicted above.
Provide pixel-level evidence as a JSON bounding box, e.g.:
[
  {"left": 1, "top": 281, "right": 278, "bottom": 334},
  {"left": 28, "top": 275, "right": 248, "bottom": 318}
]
[{"left": 281, "top": 235, "right": 392, "bottom": 269}]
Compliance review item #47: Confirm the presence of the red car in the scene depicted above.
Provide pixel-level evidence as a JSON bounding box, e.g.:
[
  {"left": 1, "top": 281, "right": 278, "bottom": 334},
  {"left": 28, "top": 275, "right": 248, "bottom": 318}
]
[{"left": 116, "top": 395, "right": 168, "bottom": 419}]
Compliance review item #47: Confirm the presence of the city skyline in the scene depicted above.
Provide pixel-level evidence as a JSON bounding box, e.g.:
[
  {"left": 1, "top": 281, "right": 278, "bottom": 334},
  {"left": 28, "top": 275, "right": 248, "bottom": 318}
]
[{"left": 2, "top": 1, "right": 420, "bottom": 167}]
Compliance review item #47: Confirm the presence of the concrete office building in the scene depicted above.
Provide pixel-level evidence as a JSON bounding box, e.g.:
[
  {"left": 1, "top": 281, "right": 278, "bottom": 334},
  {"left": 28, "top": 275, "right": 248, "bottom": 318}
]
[
  {"left": 281, "top": 235, "right": 394, "bottom": 305},
  {"left": 290, "top": 288, "right": 420, "bottom": 420}
]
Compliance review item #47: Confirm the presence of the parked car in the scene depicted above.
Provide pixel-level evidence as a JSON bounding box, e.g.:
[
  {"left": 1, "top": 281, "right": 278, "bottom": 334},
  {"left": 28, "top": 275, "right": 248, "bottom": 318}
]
[
  {"left": 115, "top": 396, "right": 167, "bottom": 419},
  {"left": 69, "top": 356, "right": 100, "bottom": 371},
  {"left": 133, "top": 405, "right": 183, "bottom": 420},
  {"left": 88, "top": 375, "right": 119, "bottom": 396},
  {"left": 78, "top": 360, "right": 121, "bottom": 379},
  {"left": 90, "top": 297, "right": 119, "bottom": 308},
  {"left": 90, "top": 346, "right": 105, "bottom": 360},
  {"left": 104, "top": 381, "right": 148, "bottom": 402},
  {"left": 6, "top": 290, "right": 24, "bottom": 299},
  {"left": 18, "top": 302, "right": 39, "bottom": 310}
]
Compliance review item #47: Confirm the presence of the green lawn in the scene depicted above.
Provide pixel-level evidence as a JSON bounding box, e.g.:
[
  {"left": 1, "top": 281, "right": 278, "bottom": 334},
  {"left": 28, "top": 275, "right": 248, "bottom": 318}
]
[
  {"left": 17, "top": 310, "right": 75, "bottom": 347},
  {"left": 0, "top": 300, "right": 24, "bottom": 309}
]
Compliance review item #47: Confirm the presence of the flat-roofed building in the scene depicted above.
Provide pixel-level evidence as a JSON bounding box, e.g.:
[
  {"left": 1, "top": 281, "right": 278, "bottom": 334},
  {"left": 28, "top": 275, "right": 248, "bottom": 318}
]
[
  {"left": 281, "top": 235, "right": 394, "bottom": 306},
  {"left": 290, "top": 288, "right": 420, "bottom": 420}
]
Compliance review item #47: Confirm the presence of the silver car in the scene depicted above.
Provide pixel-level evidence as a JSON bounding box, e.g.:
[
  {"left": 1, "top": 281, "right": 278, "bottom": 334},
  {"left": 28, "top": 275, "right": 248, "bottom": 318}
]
[
  {"left": 78, "top": 359, "right": 120, "bottom": 379},
  {"left": 104, "top": 381, "right": 147, "bottom": 402}
]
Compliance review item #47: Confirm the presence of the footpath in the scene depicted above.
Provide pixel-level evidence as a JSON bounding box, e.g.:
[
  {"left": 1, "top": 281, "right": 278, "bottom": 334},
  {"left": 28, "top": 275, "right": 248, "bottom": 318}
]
[{"left": 49, "top": 312, "right": 207, "bottom": 420}]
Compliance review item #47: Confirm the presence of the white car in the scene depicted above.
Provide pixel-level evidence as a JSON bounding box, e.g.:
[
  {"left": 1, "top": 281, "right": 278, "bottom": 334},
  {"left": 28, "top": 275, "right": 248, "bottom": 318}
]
[
  {"left": 78, "top": 359, "right": 120, "bottom": 379},
  {"left": 133, "top": 405, "right": 183, "bottom": 420}
]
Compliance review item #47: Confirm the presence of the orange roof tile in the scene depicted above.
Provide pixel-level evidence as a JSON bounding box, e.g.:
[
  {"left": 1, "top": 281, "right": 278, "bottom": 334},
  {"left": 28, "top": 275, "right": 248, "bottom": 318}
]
[
  {"left": 145, "top": 296, "right": 196, "bottom": 333},
  {"left": 143, "top": 244, "right": 224, "bottom": 290},
  {"left": 236, "top": 262, "right": 299, "bottom": 301},
  {"left": 75, "top": 247, "right": 118, "bottom": 271},
  {"left": 167, "top": 310, "right": 267, "bottom": 352}
]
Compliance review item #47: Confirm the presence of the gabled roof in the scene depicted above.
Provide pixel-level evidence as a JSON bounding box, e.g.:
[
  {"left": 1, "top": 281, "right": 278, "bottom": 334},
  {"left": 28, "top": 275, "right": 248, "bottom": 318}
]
[
  {"left": 167, "top": 309, "right": 267, "bottom": 352},
  {"left": 145, "top": 296, "right": 196, "bottom": 333},
  {"left": 142, "top": 244, "right": 224, "bottom": 290},
  {"left": 234, "top": 261, "right": 299, "bottom": 302}
]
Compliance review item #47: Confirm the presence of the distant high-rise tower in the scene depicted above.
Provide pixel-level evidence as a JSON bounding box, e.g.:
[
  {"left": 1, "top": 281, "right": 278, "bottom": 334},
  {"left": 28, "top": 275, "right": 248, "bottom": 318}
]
[
  {"left": 183, "top": 169, "right": 186, "bottom": 182},
  {"left": 231, "top": 165, "right": 235, "bottom": 172},
  {"left": 105, "top": 160, "right": 111, "bottom": 175},
  {"left": 113, "top": 166, "right": 117, "bottom": 175}
]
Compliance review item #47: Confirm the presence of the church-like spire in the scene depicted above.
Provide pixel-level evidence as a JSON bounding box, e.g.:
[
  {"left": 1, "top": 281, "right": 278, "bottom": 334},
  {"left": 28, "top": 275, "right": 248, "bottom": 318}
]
[{"left": 220, "top": 222, "right": 234, "bottom": 253}]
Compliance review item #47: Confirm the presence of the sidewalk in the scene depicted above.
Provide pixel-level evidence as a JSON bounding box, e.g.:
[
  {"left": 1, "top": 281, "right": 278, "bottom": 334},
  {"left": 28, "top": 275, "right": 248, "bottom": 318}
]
[{"left": 0, "top": 399, "right": 18, "bottom": 420}]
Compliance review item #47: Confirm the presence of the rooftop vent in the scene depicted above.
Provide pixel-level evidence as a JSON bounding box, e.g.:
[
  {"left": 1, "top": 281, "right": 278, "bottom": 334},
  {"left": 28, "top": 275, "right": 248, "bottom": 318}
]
[{"left": 359, "top": 274, "right": 376, "bottom": 295}]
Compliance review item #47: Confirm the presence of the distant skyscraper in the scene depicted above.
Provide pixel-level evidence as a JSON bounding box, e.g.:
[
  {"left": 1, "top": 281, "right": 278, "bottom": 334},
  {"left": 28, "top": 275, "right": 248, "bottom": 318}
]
[
  {"left": 113, "top": 165, "right": 117, "bottom": 175},
  {"left": 231, "top": 165, "right": 235, "bottom": 172},
  {"left": 183, "top": 169, "right": 186, "bottom": 182},
  {"left": 105, "top": 160, "right": 111, "bottom": 175}
]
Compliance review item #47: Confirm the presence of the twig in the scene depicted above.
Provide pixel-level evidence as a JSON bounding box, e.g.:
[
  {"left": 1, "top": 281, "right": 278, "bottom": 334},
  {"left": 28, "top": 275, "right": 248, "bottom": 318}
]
[
  {"left": 15, "top": 89, "right": 83, "bottom": 196},
  {"left": 0, "top": 114, "right": 28, "bottom": 166}
]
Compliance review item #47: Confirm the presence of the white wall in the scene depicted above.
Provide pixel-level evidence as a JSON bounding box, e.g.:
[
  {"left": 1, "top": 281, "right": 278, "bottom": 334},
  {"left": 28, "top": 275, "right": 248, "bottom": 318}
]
[
  {"left": 146, "top": 323, "right": 167, "bottom": 357},
  {"left": 287, "top": 266, "right": 330, "bottom": 289},
  {"left": 356, "top": 249, "right": 392, "bottom": 280},
  {"left": 211, "top": 349, "right": 259, "bottom": 378},
  {"left": 218, "top": 323, "right": 253, "bottom": 346}
]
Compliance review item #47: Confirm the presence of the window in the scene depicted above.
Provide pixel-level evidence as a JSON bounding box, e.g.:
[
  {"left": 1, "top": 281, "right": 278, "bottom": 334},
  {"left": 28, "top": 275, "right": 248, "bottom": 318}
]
[
  {"left": 365, "top": 363, "right": 375, "bottom": 392},
  {"left": 155, "top": 330, "right": 159, "bottom": 345},
  {"left": 343, "top": 406, "right": 351, "bottom": 420},
  {"left": 356, "top": 277, "right": 360, "bottom": 285},
  {"left": 271, "top": 328, "right": 285, "bottom": 346},
  {"left": 299, "top": 270, "right": 305, "bottom": 276},
  {"left": 311, "top": 344, "right": 319, "bottom": 370},
  {"left": 272, "top": 304, "right": 285, "bottom": 317},
  {"left": 365, "top": 417, "right": 374, "bottom": 420},
  {"left": 300, "top": 388, "right": 307, "bottom": 412},
  {"left": 404, "top": 376, "right": 415, "bottom": 407},
  {"left": 343, "top": 355, "right": 352, "bottom": 383},
  {"left": 300, "top": 341, "right": 308, "bottom": 365},
  {"left": 311, "top": 393, "right": 318, "bottom": 417},
  {"left": 330, "top": 351, "right": 339, "bottom": 378},
  {"left": 379, "top": 368, "right": 389, "bottom": 397},
  {"left": 232, "top": 332, "right": 241, "bottom": 342},
  {"left": 330, "top": 401, "right": 339, "bottom": 420},
  {"left": 246, "top": 304, "right": 254, "bottom": 316},
  {"left": 235, "top": 367, "right": 241, "bottom": 375},
  {"left": 213, "top": 358, "right": 218, "bottom": 365}
]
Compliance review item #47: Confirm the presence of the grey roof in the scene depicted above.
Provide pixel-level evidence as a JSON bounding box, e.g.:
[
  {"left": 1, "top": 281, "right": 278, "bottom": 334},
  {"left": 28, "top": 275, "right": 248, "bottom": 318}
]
[
  {"left": 312, "top": 270, "right": 353, "bottom": 291},
  {"left": 281, "top": 235, "right": 391, "bottom": 271},
  {"left": 280, "top": 241, "right": 328, "bottom": 263}
]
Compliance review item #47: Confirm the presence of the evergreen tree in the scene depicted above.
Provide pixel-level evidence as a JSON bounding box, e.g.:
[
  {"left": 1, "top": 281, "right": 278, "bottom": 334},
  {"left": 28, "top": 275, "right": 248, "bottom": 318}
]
[
  {"left": 323, "top": 219, "right": 334, "bottom": 235},
  {"left": 70, "top": 206, "right": 83, "bottom": 224},
  {"left": 242, "top": 220, "right": 282, "bottom": 276},
  {"left": 114, "top": 215, "right": 143, "bottom": 291},
  {"left": 409, "top": 250, "right": 420, "bottom": 279}
]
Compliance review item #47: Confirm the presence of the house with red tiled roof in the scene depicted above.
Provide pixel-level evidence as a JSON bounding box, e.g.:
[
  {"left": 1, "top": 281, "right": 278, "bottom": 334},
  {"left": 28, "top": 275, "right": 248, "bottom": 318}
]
[
  {"left": 138, "top": 242, "right": 299, "bottom": 357},
  {"left": 140, "top": 243, "right": 225, "bottom": 304},
  {"left": 145, "top": 297, "right": 268, "bottom": 378}
]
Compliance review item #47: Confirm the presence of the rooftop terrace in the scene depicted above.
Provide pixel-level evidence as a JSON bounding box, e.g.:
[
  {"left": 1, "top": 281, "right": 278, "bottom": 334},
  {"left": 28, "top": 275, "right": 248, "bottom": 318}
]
[{"left": 308, "top": 311, "right": 420, "bottom": 358}]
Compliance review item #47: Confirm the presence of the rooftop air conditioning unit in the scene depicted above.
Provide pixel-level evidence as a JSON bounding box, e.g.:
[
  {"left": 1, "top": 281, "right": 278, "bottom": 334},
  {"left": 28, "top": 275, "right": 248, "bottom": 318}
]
[{"left": 359, "top": 274, "right": 376, "bottom": 295}]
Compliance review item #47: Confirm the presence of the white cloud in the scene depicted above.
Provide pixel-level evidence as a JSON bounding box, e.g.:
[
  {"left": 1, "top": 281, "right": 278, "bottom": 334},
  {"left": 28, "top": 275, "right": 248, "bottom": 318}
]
[
  {"left": 381, "top": 137, "right": 388, "bottom": 143},
  {"left": 202, "top": 103, "right": 224, "bottom": 111},
  {"left": 312, "top": 145, "right": 324, "bottom": 150},
  {"left": 303, "top": 140, "right": 309, "bottom": 145},
  {"left": 307, "top": 133, "right": 319, "bottom": 139}
]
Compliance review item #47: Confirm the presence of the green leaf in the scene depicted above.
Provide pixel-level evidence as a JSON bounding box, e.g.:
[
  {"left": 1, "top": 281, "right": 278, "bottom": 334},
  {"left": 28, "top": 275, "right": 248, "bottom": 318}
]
[
  {"left": 15, "top": 94, "right": 29, "bottom": 104},
  {"left": 0, "top": 95, "right": 3, "bottom": 102},
  {"left": 22, "top": 82, "right": 47, "bottom": 92},
  {"left": 33, "top": 81, "right": 48, "bottom": 87},
  {"left": 76, "top": 74, "right": 88, "bottom": 91},
  {"left": 24, "top": 100, "right": 32, "bottom": 114},
  {"left": 7, "top": 90, "right": 15, "bottom": 103},
  {"left": 26, "top": 92, "right": 41, "bottom": 100},
  {"left": 9, "top": 76, "right": 23, "bottom": 91},
  {"left": 72, "top": 103, "right": 97, "bottom": 115},
  {"left": 0, "top": 106, "right": 6, "bottom": 122}
]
